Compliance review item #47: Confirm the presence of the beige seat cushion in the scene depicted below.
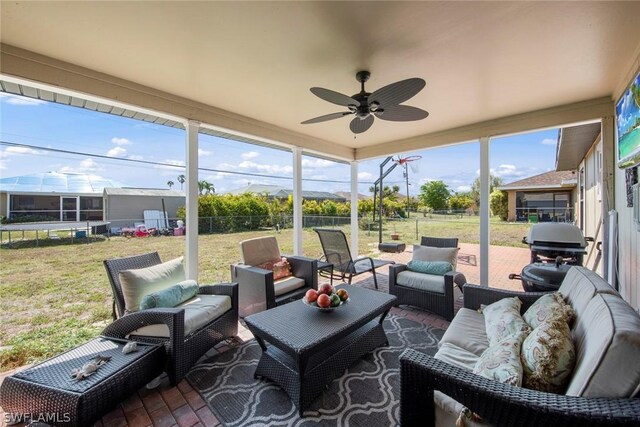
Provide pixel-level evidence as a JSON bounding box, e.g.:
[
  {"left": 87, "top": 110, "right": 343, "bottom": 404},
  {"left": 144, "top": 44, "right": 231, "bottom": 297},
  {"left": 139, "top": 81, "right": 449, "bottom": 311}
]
[
  {"left": 434, "top": 343, "right": 489, "bottom": 427},
  {"left": 274, "top": 276, "right": 306, "bottom": 296},
  {"left": 413, "top": 245, "right": 459, "bottom": 270},
  {"left": 240, "top": 236, "right": 281, "bottom": 266},
  {"left": 558, "top": 266, "right": 619, "bottom": 316},
  {"left": 129, "top": 294, "right": 231, "bottom": 338},
  {"left": 396, "top": 271, "right": 445, "bottom": 294},
  {"left": 118, "top": 257, "right": 185, "bottom": 313},
  {"left": 566, "top": 293, "right": 640, "bottom": 397},
  {"left": 440, "top": 308, "right": 490, "bottom": 356}
]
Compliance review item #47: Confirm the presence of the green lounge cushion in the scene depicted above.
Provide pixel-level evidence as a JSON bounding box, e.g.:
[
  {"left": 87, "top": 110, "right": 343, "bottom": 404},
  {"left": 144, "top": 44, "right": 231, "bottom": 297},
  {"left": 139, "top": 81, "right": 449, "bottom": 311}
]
[
  {"left": 407, "top": 260, "right": 453, "bottom": 275},
  {"left": 139, "top": 279, "right": 199, "bottom": 310}
]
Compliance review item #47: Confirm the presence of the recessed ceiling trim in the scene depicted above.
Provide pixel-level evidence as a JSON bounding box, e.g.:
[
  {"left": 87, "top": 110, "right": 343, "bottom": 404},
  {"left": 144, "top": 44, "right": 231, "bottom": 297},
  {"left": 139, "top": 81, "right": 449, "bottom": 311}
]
[
  {"left": 0, "top": 43, "right": 354, "bottom": 161},
  {"left": 356, "top": 97, "right": 613, "bottom": 160}
]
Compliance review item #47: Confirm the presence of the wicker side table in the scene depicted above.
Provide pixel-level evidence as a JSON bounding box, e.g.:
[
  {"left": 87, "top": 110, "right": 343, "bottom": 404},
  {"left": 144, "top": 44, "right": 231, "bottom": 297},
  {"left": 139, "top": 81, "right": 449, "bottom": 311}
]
[{"left": 0, "top": 336, "right": 164, "bottom": 427}]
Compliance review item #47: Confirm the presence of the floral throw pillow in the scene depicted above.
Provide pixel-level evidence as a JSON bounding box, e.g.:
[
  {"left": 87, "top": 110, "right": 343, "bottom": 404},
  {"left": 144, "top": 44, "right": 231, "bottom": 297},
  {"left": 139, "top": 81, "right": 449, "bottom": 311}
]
[
  {"left": 473, "top": 332, "right": 527, "bottom": 386},
  {"left": 257, "top": 257, "right": 292, "bottom": 280},
  {"left": 521, "top": 318, "right": 576, "bottom": 393},
  {"left": 482, "top": 297, "right": 532, "bottom": 346},
  {"left": 523, "top": 292, "right": 576, "bottom": 329}
]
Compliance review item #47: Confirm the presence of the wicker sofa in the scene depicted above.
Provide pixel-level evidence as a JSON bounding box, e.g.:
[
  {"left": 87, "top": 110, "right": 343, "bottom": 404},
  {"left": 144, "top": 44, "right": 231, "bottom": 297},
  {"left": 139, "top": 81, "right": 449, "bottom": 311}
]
[{"left": 400, "top": 266, "right": 640, "bottom": 426}]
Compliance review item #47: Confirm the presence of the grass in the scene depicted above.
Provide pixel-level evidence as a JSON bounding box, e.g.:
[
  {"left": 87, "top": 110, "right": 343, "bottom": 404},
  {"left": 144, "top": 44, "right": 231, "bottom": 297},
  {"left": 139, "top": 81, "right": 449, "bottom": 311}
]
[{"left": 0, "top": 216, "right": 531, "bottom": 371}]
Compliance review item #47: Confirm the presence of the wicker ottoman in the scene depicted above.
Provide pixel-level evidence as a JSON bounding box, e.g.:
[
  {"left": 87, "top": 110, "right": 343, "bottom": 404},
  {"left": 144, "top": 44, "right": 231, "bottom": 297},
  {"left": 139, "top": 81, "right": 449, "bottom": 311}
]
[
  {"left": 0, "top": 336, "right": 164, "bottom": 427},
  {"left": 378, "top": 242, "right": 406, "bottom": 253}
]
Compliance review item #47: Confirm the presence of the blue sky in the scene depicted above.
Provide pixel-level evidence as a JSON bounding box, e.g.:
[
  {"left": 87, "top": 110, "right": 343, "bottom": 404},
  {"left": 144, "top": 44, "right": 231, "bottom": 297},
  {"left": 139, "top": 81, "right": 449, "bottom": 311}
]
[{"left": 0, "top": 92, "right": 559, "bottom": 196}]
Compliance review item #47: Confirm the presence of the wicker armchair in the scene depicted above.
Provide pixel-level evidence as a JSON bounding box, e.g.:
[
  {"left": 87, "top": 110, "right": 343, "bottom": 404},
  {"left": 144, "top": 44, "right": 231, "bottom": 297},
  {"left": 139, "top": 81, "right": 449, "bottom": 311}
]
[
  {"left": 102, "top": 252, "right": 238, "bottom": 385},
  {"left": 231, "top": 236, "right": 318, "bottom": 317},
  {"left": 400, "top": 283, "right": 640, "bottom": 427},
  {"left": 389, "top": 236, "right": 465, "bottom": 321}
]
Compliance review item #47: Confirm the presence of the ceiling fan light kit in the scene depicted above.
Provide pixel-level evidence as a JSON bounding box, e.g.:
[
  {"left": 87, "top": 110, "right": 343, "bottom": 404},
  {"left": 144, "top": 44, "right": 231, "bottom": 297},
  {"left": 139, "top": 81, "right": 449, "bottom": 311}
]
[{"left": 301, "top": 71, "right": 429, "bottom": 134}]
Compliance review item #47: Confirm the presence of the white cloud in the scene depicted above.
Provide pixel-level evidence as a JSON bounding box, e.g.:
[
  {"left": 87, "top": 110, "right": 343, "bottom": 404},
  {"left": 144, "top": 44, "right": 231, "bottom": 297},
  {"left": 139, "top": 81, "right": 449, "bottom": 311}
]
[
  {"left": 59, "top": 158, "right": 103, "bottom": 173},
  {"left": 230, "top": 160, "right": 294, "bottom": 175},
  {"left": 0, "top": 146, "right": 45, "bottom": 158},
  {"left": 111, "top": 137, "right": 131, "bottom": 146},
  {"left": 488, "top": 164, "right": 527, "bottom": 179},
  {"left": 540, "top": 138, "right": 556, "bottom": 145},
  {"left": 106, "top": 146, "right": 127, "bottom": 158},
  {"left": 358, "top": 171, "right": 374, "bottom": 180},
  {"left": 198, "top": 148, "right": 212, "bottom": 157},
  {"left": 456, "top": 185, "right": 471, "bottom": 192},
  {"left": 0, "top": 93, "right": 46, "bottom": 106},
  {"left": 301, "top": 158, "right": 334, "bottom": 168},
  {"left": 241, "top": 151, "right": 259, "bottom": 160}
]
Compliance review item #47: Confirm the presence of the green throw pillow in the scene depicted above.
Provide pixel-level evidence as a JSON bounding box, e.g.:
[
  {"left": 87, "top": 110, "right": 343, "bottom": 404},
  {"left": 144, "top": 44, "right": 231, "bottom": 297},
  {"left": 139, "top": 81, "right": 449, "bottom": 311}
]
[
  {"left": 406, "top": 260, "right": 453, "bottom": 275},
  {"left": 139, "top": 279, "right": 199, "bottom": 310}
]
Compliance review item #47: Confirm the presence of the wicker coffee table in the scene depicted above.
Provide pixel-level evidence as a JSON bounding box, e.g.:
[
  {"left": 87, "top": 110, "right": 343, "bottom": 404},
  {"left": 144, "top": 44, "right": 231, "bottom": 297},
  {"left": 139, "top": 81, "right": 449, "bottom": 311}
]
[{"left": 244, "top": 284, "right": 397, "bottom": 416}]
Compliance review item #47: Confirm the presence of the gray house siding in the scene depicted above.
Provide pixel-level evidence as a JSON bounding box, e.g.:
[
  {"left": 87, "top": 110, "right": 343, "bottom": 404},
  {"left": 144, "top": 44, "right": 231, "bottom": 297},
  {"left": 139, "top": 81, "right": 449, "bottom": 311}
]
[{"left": 104, "top": 195, "right": 184, "bottom": 228}]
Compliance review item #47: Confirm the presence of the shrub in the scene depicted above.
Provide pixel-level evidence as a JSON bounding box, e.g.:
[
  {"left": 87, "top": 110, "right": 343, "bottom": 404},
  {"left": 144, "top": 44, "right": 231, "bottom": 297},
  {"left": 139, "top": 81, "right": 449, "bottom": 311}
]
[{"left": 490, "top": 190, "right": 509, "bottom": 220}]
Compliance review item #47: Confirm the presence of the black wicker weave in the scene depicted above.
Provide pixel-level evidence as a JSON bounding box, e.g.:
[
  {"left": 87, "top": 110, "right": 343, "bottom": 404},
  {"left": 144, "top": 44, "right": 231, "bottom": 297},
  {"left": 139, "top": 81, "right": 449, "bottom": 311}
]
[
  {"left": 244, "top": 284, "right": 397, "bottom": 416},
  {"left": 400, "top": 348, "right": 640, "bottom": 427},
  {"left": 400, "top": 284, "right": 640, "bottom": 427},
  {"left": 0, "top": 337, "right": 164, "bottom": 427},
  {"left": 314, "top": 228, "right": 394, "bottom": 289},
  {"left": 102, "top": 252, "right": 239, "bottom": 385},
  {"left": 389, "top": 236, "right": 465, "bottom": 321}
]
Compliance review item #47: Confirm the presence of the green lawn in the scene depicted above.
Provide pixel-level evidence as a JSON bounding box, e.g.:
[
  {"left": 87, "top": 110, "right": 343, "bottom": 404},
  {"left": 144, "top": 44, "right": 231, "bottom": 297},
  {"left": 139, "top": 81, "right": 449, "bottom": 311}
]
[{"left": 0, "top": 216, "right": 531, "bottom": 371}]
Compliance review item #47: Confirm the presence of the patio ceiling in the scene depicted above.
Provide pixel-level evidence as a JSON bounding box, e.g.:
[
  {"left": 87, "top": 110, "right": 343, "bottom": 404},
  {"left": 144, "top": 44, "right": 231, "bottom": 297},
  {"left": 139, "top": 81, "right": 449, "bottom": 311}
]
[{"left": 1, "top": 2, "right": 640, "bottom": 161}]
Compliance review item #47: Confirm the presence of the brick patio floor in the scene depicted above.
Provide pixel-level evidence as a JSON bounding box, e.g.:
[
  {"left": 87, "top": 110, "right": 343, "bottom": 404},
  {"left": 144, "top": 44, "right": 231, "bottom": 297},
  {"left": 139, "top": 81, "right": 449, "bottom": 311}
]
[{"left": 0, "top": 243, "right": 529, "bottom": 427}]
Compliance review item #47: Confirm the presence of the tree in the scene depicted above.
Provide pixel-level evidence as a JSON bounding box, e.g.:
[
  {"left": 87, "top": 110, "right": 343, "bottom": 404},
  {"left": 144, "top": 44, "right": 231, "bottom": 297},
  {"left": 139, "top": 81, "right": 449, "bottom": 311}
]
[
  {"left": 490, "top": 189, "right": 509, "bottom": 220},
  {"left": 418, "top": 181, "right": 450, "bottom": 211},
  {"left": 177, "top": 174, "right": 186, "bottom": 190},
  {"left": 470, "top": 174, "right": 504, "bottom": 206},
  {"left": 198, "top": 180, "right": 215, "bottom": 195},
  {"left": 448, "top": 193, "right": 474, "bottom": 211},
  {"left": 167, "top": 180, "right": 174, "bottom": 189}
]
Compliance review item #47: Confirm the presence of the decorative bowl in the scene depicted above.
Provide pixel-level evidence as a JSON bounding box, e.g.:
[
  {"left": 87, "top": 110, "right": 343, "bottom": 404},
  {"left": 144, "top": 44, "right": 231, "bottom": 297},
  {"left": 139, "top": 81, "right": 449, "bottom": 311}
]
[{"left": 302, "top": 296, "right": 350, "bottom": 312}]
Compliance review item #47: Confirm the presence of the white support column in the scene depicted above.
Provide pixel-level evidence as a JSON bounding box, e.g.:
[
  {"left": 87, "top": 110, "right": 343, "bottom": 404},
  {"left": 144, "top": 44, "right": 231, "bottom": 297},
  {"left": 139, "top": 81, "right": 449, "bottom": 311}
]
[
  {"left": 6, "top": 192, "right": 10, "bottom": 218},
  {"left": 185, "top": 120, "right": 200, "bottom": 280},
  {"left": 479, "top": 137, "right": 490, "bottom": 286},
  {"left": 350, "top": 161, "right": 359, "bottom": 259},
  {"left": 601, "top": 115, "right": 616, "bottom": 284},
  {"left": 292, "top": 147, "right": 303, "bottom": 255}
]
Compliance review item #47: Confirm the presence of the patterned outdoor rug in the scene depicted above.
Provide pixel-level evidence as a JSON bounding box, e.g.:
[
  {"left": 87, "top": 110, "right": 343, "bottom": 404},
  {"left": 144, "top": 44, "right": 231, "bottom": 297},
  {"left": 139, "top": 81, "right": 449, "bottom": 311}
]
[{"left": 187, "top": 313, "right": 444, "bottom": 426}]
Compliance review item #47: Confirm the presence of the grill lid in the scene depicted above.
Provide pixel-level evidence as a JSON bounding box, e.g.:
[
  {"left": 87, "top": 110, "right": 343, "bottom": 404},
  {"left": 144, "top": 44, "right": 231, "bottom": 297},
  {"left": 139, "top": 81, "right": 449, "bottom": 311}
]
[{"left": 525, "top": 223, "right": 587, "bottom": 247}]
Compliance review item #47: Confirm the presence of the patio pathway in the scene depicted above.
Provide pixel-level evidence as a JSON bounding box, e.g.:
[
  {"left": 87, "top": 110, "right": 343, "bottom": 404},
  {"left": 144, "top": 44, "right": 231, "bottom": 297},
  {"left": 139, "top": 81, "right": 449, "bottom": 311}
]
[{"left": 0, "top": 243, "right": 529, "bottom": 427}]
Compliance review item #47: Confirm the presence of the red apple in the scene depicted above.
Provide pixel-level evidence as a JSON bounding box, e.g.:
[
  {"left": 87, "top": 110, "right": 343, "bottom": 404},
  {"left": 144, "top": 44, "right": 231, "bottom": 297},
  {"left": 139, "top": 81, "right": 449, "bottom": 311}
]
[
  {"left": 305, "top": 289, "right": 318, "bottom": 303},
  {"left": 317, "top": 293, "right": 331, "bottom": 308},
  {"left": 318, "top": 283, "right": 334, "bottom": 296}
]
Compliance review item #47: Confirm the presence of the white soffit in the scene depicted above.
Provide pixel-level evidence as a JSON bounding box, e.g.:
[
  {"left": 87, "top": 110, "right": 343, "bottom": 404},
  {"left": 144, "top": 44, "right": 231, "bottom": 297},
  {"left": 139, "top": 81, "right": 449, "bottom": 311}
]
[
  {"left": 1, "top": 2, "right": 639, "bottom": 156},
  {"left": 556, "top": 123, "right": 603, "bottom": 171}
]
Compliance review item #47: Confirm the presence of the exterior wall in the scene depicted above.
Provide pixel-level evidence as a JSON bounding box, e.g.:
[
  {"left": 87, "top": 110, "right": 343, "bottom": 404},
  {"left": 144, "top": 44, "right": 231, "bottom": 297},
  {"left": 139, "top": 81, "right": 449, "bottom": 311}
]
[
  {"left": 105, "top": 195, "right": 185, "bottom": 228},
  {"left": 615, "top": 163, "right": 640, "bottom": 309},
  {"left": 578, "top": 136, "right": 604, "bottom": 276},
  {"left": 507, "top": 190, "right": 516, "bottom": 221},
  {"left": 0, "top": 192, "right": 7, "bottom": 218}
]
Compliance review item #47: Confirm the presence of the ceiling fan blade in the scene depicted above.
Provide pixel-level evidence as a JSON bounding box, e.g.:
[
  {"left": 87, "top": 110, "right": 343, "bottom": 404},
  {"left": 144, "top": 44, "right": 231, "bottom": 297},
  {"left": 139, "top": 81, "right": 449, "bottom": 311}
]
[
  {"left": 310, "top": 87, "right": 360, "bottom": 107},
  {"left": 369, "top": 78, "right": 426, "bottom": 107},
  {"left": 350, "top": 115, "right": 374, "bottom": 134},
  {"left": 301, "top": 112, "right": 352, "bottom": 124},
  {"left": 375, "top": 105, "right": 429, "bottom": 122}
]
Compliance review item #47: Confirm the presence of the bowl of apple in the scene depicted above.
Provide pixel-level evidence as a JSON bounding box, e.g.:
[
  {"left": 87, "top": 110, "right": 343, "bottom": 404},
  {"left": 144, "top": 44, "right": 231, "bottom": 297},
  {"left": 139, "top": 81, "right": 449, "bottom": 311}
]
[{"left": 303, "top": 284, "right": 350, "bottom": 312}]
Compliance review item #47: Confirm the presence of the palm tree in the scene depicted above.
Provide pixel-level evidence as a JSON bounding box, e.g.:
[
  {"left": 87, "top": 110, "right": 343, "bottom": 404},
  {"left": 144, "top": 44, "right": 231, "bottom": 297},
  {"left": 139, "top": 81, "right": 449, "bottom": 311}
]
[
  {"left": 167, "top": 180, "right": 174, "bottom": 189},
  {"left": 198, "top": 180, "right": 215, "bottom": 195},
  {"left": 177, "top": 174, "right": 186, "bottom": 190}
]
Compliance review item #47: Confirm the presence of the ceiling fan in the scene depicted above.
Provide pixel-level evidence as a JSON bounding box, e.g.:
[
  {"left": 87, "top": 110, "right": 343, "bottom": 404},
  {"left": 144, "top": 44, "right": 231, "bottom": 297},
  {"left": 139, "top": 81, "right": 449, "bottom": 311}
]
[{"left": 301, "top": 71, "right": 429, "bottom": 134}]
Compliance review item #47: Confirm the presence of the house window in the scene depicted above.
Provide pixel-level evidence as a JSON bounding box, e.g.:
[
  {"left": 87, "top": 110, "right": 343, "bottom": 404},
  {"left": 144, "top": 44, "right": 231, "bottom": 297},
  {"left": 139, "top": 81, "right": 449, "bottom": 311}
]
[{"left": 515, "top": 191, "right": 573, "bottom": 222}]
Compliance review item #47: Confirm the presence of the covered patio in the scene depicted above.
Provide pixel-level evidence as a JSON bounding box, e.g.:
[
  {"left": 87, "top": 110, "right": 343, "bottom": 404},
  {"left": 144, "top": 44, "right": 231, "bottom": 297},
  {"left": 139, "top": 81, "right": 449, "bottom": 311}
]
[{"left": 1, "top": 2, "right": 639, "bottom": 426}]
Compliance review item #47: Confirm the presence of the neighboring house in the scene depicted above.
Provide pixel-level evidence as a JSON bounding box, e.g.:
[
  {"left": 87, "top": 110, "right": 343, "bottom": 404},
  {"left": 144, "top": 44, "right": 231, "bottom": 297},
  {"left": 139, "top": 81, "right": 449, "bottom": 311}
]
[
  {"left": 498, "top": 170, "right": 577, "bottom": 222},
  {"left": 103, "top": 188, "right": 185, "bottom": 228},
  {"left": 227, "top": 184, "right": 346, "bottom": 203},
  {"left": 0, "top": 171, "right": 120, "bottom": 221}
]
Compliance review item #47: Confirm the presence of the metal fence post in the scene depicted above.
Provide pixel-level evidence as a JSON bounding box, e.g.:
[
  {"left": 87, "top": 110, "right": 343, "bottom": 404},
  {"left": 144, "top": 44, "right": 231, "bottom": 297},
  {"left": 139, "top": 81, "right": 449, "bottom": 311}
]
[{"left": 416, "top": 218, "right": 419, "bottom": 240}]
